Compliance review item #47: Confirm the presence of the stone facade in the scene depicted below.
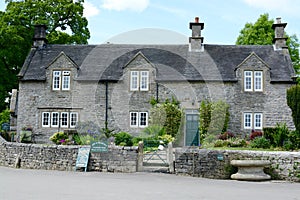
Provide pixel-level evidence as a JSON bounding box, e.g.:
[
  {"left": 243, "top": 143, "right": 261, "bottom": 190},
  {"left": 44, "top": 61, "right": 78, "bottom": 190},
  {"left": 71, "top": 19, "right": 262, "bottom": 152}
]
[{"left": 174, "top": 148, "right": 300, "bottom": 182}]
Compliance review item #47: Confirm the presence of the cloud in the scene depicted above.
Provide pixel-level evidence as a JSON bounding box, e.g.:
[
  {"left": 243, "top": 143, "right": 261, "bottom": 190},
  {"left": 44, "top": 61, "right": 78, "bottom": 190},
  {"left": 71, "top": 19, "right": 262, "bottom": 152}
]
[
  {"left": 83, "top": 1, "right": 100, "bottom": 18},
  {"left": 243, "top": 0, "right": 300, "bottom": 16},
  {"left": 101, "top": 0, "right": 149, "bottom": 12}
]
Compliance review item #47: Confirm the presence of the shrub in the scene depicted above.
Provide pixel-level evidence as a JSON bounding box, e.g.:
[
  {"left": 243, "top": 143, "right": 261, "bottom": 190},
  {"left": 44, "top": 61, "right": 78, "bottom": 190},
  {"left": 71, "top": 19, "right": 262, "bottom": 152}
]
[
  {"left": 214, "top": 139, "right": 230, "bottom": 147},
  {"left": 49, "top": 132, "right": 70, "bottom": 145},
  {"left": 132, "top": 137, "right": 143, "bottom": 146},
  {"left": 250, "top": 137, "right": 271, "bottom": 149},
  {"left": 115, "top": 132, "right": 133, "bottom": 146},
  {"left": 274, "top": 123, "right": 289, "bottom": 147},
  {"left": 263, "top": 127, "right": 277, "bottom": 145},
  {"left": 199, "top": 100, "right": 230, "bottom": 144},
  {"left": 249, "top": 130, "right": 263, "bottom": 140},
  {"left": 141, "top": 125, "right": 165, "bottom": 138},
  {"left": 287, "top": 85, "right": 300, "bottom": 132},
  {"left": 229, "top": 138, "right": 247, "bottom": 147},
  {"left": 218, "top": 131, "right": 235, "bottom": 140},
  {"left": 158, "top": 134, "right": 174, "bottom": 145},
  {"left": 284, "top": 130, "right": 300, "bottom": 150}
]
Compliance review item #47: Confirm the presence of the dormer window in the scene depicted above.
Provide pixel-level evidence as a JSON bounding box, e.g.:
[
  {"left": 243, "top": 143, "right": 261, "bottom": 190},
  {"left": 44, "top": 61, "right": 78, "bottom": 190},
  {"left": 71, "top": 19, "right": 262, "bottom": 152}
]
[
  {"left": 244, "top": 70, "right": 263, "bottom": 92},
  {"left": 130, "top": 71, "right": 149, "bottom": 91},
  {"left": 52, "top": 70, "right": 70, "bottom": 91}
]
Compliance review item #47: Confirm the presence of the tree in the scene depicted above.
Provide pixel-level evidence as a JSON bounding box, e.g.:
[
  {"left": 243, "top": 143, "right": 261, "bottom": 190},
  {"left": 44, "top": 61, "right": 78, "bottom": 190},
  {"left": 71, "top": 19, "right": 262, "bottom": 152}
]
[
  {"left": 0, "top": 0, "right": 90, "bottom": 111},
  {"left": 236, "top": 13, "right": 300, "bottom": 74},
  {"left": 287, "top": 85, "right": 300, "bottom": 132}
]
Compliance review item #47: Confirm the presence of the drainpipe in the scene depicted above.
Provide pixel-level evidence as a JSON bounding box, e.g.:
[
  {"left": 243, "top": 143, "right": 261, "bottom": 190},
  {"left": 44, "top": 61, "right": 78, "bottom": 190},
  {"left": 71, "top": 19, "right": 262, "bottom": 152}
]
[
  {"left": 105, "top": 81, "right": 108, "bottom": 128},
  {"left": 156, "top": 83, "right": 159, "bottom": 102}
]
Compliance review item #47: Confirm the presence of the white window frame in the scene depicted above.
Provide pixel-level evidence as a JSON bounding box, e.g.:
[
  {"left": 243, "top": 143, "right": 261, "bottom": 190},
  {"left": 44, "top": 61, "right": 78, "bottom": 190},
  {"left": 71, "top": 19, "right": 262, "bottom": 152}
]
[
  {"left": 60, "top": 112, "right": 69, "bottom": 128},
  {"left": 51, "top": 112, "right": 59, "bottom": 128},
  {"left": 42, "top": 112, "right": 50, "bottom": 127},
  {"left": 130, "top": 71, "right": 139, "bottom": 91},
  {"left": 70, "top": 112, "right": 78, "bottom": 128},
  {"left": 254, "top": 71, "right": 263, "bottom": 91},
  {"left": 244, "top": 113, "right": 252, "bottom": 129},
  {"left": 52, "top": 71, "right": 61, "bottom": 90},
  {"left": 139, "top": 112, "right": 148, "bottom": 127},
  {"left": 62, "top": 71, "right": 70, "bottom": 91},
  {"left": 254, "top": 113, "right": 263, "bottom": 129},
  {"left": 130, "top": 71, "right": 149, "bottom": 91},
  {"left": 130, "top": 112, "right": 148, "bottom": 128},
  {"left": 244, "top": 71, "right": 253, "bottom": 92},
  {"left": 140, "top": 71, "right": 149, "bottom": 91},
  {"left": 243, "top": 112, "right": 263, "bottom": 130},
  {"left": 130, "top": 112, "right": 138, "bottom": 127}
]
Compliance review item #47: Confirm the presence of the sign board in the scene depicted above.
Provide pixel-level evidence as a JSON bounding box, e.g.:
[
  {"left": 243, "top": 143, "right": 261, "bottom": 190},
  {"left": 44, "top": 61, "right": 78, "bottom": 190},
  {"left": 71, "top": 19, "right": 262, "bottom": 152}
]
[
  {"left": 75, "top": 147, "right": 90, "bottom": 172},
  {"left": 91, "top": 141, "right": 108, "bottom": 153},
  {"left": 1, "top": 123, "right": 10, "bottom": 131}
]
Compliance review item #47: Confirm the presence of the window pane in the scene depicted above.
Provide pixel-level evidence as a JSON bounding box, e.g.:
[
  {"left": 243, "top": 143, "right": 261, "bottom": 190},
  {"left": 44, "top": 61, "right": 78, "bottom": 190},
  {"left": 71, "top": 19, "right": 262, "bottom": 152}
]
[
  {"left": 70, "top": 112, "right": 78, "bottom": 128},
  {"left": 244, "top": 113, "right": 252, "bottom": 129},
  {"left": 130, "top": 112, "right": 138, "bottom": 127},
  {"left": 61, "top": 112, "right": 68, "bottom": 127},
  {"left": 244, "top": 71, "right": 252, "bottom": 91},
  {"left": 139, "top": 112, "right": 148, "bottom": 127},
  {"left": 140, "top": 71, "right": 149, "bottom": 91},
  {"left": 51, "top": 112, "right": 59, "bottom": 127},
  {"left": 62, "top": 71, "right": 70, "bottom": 90},
  {"left": 130, "top": 71, "right": 139, "bottom": 91},
  {"left": 254, "top": 113, "right": 263, "bottom": 129},
  {"left": 42, "top": 112, "right": 50, "bottom": 127},
  {"left": 254, "top": 71, "right": 263, "bottom": 91},
  {"left": 53, "top": 71, "right": 61, "bottom": 90}
]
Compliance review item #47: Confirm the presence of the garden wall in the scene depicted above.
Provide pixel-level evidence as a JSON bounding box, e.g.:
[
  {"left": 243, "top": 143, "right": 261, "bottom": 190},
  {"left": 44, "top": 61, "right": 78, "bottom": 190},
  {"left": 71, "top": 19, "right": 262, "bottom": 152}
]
[
  {"left": 0, "top": 136, "right": 139, "bottom": 172},
  {"left": 174, "top": 148, "right": 300, "bottom": 182}
]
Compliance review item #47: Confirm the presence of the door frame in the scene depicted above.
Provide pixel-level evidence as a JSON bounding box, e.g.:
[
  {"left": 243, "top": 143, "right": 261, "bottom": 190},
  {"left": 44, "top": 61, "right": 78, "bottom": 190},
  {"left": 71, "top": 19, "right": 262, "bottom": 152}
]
[{"left": 184, "top": 109, "right": 200, "bottom": 146}]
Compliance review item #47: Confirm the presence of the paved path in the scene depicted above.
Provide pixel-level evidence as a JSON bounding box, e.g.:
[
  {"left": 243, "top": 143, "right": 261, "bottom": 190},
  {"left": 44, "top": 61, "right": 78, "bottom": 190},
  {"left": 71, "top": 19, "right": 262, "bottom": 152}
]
[{"left": 0, "top": 166, "right": 299, "bottom": 200}]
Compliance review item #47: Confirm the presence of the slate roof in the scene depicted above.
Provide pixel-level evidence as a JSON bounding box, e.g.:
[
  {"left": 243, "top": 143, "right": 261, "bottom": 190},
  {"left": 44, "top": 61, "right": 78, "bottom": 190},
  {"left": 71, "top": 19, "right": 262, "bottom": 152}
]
[{"left": 18, "top": 44, "right": 295, "bottom": 82}]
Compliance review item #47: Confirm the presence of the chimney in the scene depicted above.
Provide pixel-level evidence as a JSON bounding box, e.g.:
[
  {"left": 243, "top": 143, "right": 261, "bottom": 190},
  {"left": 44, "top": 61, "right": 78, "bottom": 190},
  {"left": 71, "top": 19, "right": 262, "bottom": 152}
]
[
  {"left": 189, "top": 17, "right": 204, "bottom": 52},
  {"left": 272, "top": 17, "right": 288, "bottom": 52},
  {"left": 33, "top": 24, "right": 47, "bottom": 48}
]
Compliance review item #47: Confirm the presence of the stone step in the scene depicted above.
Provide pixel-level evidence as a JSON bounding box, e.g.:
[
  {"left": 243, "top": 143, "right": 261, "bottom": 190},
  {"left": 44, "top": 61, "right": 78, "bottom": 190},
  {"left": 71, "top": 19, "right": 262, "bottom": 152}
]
[
  {"left": 143, "top": 166, "right": 170, "bottom": 173},
  {"left": 143, "top": 162, "right": 169, "bottom": 167}
]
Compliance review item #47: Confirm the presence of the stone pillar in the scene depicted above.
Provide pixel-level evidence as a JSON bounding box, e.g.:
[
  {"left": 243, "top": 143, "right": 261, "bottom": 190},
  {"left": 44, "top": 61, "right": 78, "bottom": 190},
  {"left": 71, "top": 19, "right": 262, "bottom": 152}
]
[
  {"left": 137, "top": 141, "right": 144, "bottom": 172},
  {"left": 167, "top": 142, "right": 174, "bottom": 173}
]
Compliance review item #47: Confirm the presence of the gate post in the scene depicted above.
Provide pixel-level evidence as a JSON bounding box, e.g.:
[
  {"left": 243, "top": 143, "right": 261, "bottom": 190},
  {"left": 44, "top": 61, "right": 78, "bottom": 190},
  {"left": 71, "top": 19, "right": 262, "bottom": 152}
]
[
  {"left": 167, "top": 142, "right": 174, "bottom": 173},
  {"left": 137, "top": 141, "right": 144, "bottom": 172}
]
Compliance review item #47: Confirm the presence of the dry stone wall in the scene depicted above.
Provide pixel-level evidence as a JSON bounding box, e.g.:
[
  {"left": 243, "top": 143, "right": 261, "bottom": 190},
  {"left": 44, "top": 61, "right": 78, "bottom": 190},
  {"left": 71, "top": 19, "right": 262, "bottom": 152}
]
[
  {"left": 0, "top": 136, "right": 138, "bottom": 172},
  {"left": 174, "top": 148, "right": 300, "bottom": 182}
]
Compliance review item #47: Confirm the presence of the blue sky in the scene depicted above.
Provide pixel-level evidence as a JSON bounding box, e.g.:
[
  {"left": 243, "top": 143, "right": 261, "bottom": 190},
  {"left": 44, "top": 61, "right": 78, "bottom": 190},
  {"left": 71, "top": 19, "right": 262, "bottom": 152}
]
[{"left": 1, "top": 0, "right": 300, "bottom": 45}]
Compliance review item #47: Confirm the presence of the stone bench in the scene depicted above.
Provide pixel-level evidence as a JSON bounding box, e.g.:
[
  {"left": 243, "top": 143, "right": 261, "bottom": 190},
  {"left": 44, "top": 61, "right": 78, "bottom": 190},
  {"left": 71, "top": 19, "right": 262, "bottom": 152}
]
[{"left": 230, "top": 160, "right": 271, "bottom": 181}]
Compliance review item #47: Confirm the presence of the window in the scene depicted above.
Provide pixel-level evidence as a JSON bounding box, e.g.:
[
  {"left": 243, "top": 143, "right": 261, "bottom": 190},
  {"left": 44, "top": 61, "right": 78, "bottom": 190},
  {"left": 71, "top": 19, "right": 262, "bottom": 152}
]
[
  {"left": 244, "top": 70, "right": 263, "bottom": 92},
  {"left": 130, "top": 112, "right": 148, "bottom": 128},
  {"left": 243, "top": 112, "right": 263, "bottom": 129},
  {"left": 140, "top": 71, "right": 149, "bottom": 91},
  {"left": 52, "top": 70, "right": 70, "bottom": 91},
  {"left": 62, "top": 71, "right": 70, "bottom": 90},
  {"left": 53, "top": 71, "right": 61, "bottom": 90},
  {"left": 61, "top": 112, "right": 68, "bottom": 128},
  {"left": 254, "top": 113, "right": 263, "bottom": 129},
  {"left": 254, "top": 71, "right": 263, "bottom": 91},
  {"left": 42, "top": 111, "right": 78, "bottom": 128},
  {"left": 244, "top": 113, "right": 252, "bottom": 129},
  {"left": 70, "top": 112, "right": 78, "bottom": 128},
  {"left": 51, "top": 112, "right": 59, "bottom": 127},
  {"left": 130, "top": 71, "right": 149, "bottom": 91},
  {"left": 42, "top": 112, "right": 50, "bottom": 127}
]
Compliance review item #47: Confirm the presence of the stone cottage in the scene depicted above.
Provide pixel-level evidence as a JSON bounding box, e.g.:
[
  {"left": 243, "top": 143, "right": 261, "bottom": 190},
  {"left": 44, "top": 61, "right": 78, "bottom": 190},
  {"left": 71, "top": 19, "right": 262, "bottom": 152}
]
[{"left": 11, "top": 17, "right": 295, "bottom": 145}]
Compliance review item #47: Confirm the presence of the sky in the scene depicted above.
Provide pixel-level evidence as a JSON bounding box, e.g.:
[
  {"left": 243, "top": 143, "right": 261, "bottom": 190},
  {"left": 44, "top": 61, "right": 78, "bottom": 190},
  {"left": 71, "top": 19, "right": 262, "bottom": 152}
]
[{"left": 0, "top": 0, "right": 300, "bottom": 45}]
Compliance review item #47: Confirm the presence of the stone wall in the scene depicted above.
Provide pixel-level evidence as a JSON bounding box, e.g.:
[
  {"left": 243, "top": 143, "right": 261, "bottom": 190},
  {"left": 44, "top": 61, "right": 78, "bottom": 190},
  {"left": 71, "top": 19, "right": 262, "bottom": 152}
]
[
  {"left": 0, "top": 137, "right": 139, "bottom": 172},
  {"left": 174, "top": 148, "right": 300, "bottom": 182}
]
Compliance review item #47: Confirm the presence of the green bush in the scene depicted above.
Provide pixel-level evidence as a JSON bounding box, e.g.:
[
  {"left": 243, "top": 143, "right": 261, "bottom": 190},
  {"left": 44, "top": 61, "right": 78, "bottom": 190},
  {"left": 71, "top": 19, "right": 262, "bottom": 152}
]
[
  {"left": 49, "top": 132, "right": 70, "bottom": 145},
  {"left": 115, "top": 132, "right": 133, "bottom": 146},
  {"left": 229, "top": 138, "right": 247, "bottom": 147},
  {"left": 263, "top": 127, "right": 277, "bottom": 145},
  {"left": 284, "top": 130, "right": 300, "bottom": 150},
  {"left": 273, "top": 123, "right": 289, "bottom": 147},
  {"left": 199, "top": 100, "right": 230, "bottom": 144},
  {"left": 214, "top": 139, "right": 230, "bottom": 147},
  {"left": 250, "top": 137, "right": 271, "bottom": 149},
  {"left": 287, "top": 85, "right": 300, "bottom": 132}
]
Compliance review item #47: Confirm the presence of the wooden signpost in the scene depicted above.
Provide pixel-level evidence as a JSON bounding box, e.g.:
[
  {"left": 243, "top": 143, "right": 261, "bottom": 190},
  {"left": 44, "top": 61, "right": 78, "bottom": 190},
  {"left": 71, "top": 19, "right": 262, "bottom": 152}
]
[{"left": 75, "top": 146, "right": 91, "bottom": 172}]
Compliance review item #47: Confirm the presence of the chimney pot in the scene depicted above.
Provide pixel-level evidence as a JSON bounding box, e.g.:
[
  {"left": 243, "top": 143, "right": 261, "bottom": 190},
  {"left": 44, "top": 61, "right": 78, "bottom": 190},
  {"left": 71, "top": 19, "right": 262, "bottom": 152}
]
[
  {"left": 195, "top": 17, "right": 199, "bottom": 23},
  {"left": 33, "top": 24, "right": 47, "bottom": 48},
  {"left": 276, "top": 17, "right": 281, "bottom": 24}
]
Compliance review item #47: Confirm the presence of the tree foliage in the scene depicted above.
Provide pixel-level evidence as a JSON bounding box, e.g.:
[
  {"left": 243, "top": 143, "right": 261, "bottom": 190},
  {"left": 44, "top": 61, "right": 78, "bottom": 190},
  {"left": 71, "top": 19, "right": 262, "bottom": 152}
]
[
  {"left": 236, "top": 13, "right": 300, "bottom": 74},
  {"left": 150, "top": 98, "right": 182, "bottom": 138},
  {"left": 0, "top": 0, "right": 90, "bottom": 111},
  {"left": 199, "top": 100, "right": 230, "bottom": 144},
  {"left": 287, "top": 85, "right": 300, "bottom": 132}
]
